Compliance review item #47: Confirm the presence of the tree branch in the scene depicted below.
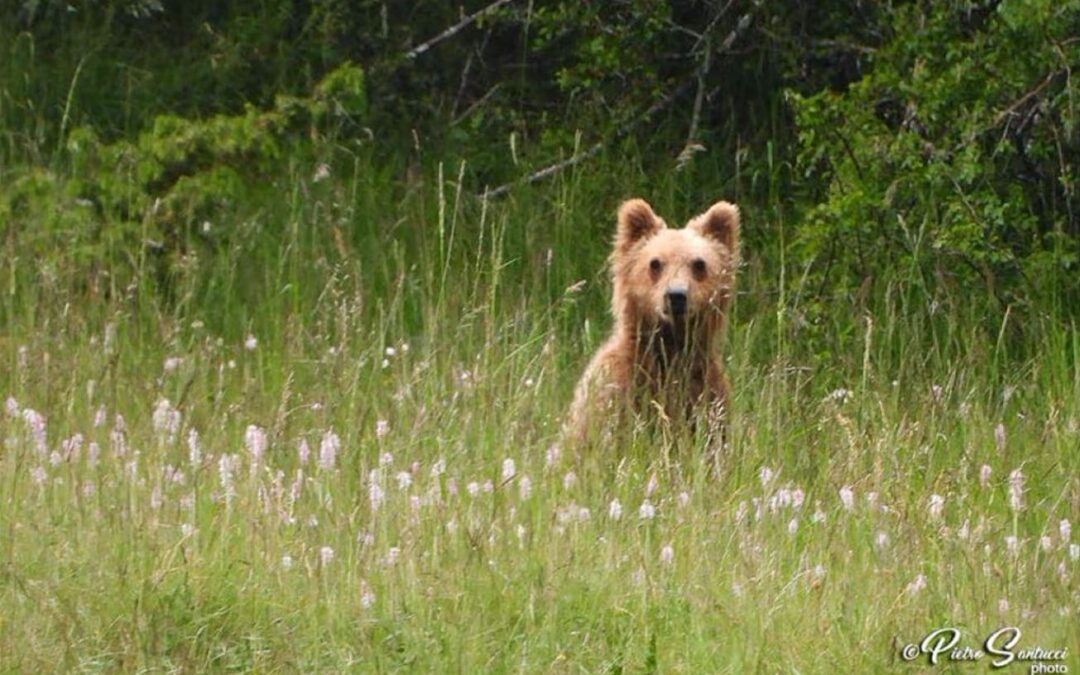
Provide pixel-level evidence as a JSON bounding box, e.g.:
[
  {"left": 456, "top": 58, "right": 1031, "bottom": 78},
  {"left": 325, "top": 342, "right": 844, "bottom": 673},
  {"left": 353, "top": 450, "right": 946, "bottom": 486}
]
[
  {"left": 404, "top": 0, "right": 514, "bottom": 60},
  {"left": 488, "top": 6, "right": 758, "bottom": 198},
  {"left": 676, "top": 33, "right": 712, "bottom": 171},
  {"left": 486, "top": 78, "right": 697, "bottom": 198}
]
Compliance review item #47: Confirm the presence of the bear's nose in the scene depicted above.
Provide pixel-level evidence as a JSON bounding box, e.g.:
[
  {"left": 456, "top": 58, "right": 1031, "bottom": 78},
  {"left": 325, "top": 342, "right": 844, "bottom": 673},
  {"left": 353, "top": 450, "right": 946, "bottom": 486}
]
[{"left": 665, "top": 289, "right": 688, "bottom": 315}]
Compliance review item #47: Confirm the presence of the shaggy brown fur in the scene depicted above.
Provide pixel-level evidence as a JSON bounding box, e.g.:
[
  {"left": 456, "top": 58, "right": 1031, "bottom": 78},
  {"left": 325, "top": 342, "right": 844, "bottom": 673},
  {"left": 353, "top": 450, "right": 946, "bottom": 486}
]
[{"left": 565, "top": 198, "right": 739, "bottom": 446}]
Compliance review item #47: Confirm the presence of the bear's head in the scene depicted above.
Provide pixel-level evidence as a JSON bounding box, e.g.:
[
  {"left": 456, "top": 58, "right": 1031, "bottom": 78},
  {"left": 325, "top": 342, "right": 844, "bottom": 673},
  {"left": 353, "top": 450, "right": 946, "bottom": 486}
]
[{"left": 610, "top": 198, "right": 739, "bottom": 332}]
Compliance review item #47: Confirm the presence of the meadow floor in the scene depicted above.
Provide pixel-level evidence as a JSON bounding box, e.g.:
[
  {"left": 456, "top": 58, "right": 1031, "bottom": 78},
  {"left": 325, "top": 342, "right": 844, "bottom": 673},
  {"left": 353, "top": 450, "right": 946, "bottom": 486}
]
[{"left": 2, "top": 174, "right": 1078, "bottom": 672}]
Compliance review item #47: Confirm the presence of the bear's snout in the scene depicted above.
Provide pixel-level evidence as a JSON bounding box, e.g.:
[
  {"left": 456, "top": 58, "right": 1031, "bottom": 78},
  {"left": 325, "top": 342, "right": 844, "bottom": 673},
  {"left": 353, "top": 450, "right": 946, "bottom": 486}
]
[{"left": 665, "top": 287, "right": 688, "bottom": 316}]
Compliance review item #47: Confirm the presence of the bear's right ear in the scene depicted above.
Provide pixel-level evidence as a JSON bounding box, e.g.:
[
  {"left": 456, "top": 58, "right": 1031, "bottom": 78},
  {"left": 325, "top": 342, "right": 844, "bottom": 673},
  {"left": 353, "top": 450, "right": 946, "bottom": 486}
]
[
  {"left": 689, "top": 200, "right": 739, "bottom": 253},
  {"left": 615, "top": 199, "right": 663, "bottom": 254}
]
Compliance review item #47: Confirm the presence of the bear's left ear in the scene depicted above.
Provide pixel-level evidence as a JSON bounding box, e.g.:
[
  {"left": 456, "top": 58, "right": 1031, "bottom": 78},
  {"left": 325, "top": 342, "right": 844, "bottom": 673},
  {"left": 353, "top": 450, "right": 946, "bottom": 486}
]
[
  {"left": 615, "top": 198, "right": 664, "bottom": 255},
  {"left": 689, "top": 201, "right": 739, "bottom": 253}
]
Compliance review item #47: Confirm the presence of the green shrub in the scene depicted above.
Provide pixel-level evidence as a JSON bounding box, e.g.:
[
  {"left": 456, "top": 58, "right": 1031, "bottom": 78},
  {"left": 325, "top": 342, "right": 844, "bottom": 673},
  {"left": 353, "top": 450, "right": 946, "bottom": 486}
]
[
  {"left": 790, "top": 0, "right": 1079, "bottom": 307},
  {"left": 1, "top": 62, "right": 366, "bottom": 298}
]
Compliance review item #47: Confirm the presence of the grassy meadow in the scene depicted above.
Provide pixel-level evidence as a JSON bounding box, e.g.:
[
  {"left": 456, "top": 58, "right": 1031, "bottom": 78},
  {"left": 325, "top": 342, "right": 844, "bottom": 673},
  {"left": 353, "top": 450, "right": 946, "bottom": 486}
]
[{"left": 1, "top": 146, "right": 1078, "bottom": 672}]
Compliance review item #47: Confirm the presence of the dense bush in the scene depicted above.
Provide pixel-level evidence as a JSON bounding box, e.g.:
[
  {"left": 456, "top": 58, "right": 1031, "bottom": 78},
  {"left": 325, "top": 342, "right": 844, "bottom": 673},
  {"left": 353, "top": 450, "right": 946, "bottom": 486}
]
[
  {"left": 2, "top": 0, "right": 1078, "bottom": 313},
  {"left": 1, "top": 63, "right": 366, "bottom": 298},
  {"left": 791, "top": 1, "right": 1079, "bottom": 306},
  {"left": 1, "top": 1, "right": 873, "bottom": 157}
]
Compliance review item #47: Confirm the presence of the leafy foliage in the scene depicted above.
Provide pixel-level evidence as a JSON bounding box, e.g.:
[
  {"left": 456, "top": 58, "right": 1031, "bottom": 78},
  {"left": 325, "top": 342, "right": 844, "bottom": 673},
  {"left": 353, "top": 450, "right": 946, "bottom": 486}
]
[
  {"left": 791, "top": 0, "right": 1080, "bottom": 306},
  {"left": 1, "top": 0, "right": 1078, "bottom": 315},
  {"left": 1, "top": 63, "right": 366, "bottom": 297}
]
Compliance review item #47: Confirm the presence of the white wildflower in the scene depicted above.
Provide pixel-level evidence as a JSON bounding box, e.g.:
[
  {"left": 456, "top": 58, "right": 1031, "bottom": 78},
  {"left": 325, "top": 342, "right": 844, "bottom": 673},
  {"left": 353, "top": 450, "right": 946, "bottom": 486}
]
[
  {"left": 906, "top": 573, "right": 927, "bottom": 596},
  {"left": 359, "top": 581, "right": 375, "bottom": 609},
  {"left": 245, "top": 424, "right": 267, "bottom": 471},
  {"left": 431, "top": 457, "right": 446, "bottom": 476},
  {"left": 608, "top": 499, "right": 623, "bottom": 520},
  {"left": 319, "top": 546, "right": 335, "bottom": 566},
  {"left": 957, "top": 519, "right": 970, "bottom": 540},
  {"left": 61, "top": 433, "right": 83, "bottom": 461},
  {"left": 839, "top": 486, "right": 855, "bottom": 511},
  {"left": 318, "top": 429, "right": 339, "bottom": 471},
  {"left": 1008, "top": 468, "right": 1025, "bottom": 511},
  {"left": 187, "top": 428, "right": 201, "bottom": 466},
  {"left": 645, "top": 473, "right": 658, "bottom": 496},
  {"left": 825, "top": 387, "right": 851, "bottom": 403},
  {"left": 791, "top": 488, "right": 805, "bottom": 509},
  {"left": 384, "top": 547, "right": 400, "bottom": 566},
  {"left": 152, "top": 399, "right": 181, "bottom": 442},
  {"left": 369, "top": 471, "right": 385, "bottom": 510},
  {"left": 501, "top": 458, "right": 516, "bottom": 481},
  {"left": 928, "top": 493, "right": 945, "bottom": 519},
  {"left": 375, "top": 419, "right": 390, "bottom": 438},
  {"left": 218, "top": 454, "right": 237, "bottom": 506},
  {"left": 19, "top": 411, "right": 56, "bottom": 458},
  {"left": 545, "top": 443, "right": 560, "bottom": 468},
  {"left": 639, "top": 499, "right": 656, "bottom": 520}
]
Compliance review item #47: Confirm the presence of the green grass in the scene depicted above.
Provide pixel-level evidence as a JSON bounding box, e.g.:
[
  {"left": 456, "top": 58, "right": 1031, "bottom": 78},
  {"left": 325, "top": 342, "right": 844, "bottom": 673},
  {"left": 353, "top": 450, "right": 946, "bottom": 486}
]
[{"left": 1, "top": 151, "right": 1078, "bottom": 673}]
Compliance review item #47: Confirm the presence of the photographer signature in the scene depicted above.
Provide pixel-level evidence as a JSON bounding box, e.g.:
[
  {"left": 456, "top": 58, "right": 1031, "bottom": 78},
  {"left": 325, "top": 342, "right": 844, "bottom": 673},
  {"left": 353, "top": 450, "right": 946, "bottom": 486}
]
[{"left": 900, "top": 627, "right": 1069, "bottom": 670}]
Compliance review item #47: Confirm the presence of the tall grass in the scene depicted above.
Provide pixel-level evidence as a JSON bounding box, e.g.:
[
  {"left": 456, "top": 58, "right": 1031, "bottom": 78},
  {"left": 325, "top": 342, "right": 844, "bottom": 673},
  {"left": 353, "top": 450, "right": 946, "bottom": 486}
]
[{"left": 1, "top": 145, "right": 1078, "bottom": 672}]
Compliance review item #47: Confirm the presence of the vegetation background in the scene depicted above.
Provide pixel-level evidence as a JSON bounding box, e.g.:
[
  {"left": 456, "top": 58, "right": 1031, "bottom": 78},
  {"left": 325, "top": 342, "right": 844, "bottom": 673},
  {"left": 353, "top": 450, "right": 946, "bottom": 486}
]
[{"left": 1, "top": 0, "right": 1078, "bottom": 671}]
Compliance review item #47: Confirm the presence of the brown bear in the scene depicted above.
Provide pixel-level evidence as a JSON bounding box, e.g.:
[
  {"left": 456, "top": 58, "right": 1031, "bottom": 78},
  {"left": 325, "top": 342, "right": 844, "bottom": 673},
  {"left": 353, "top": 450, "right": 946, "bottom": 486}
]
[{"left": 565, "top": 198, "right": 739, "bottom": 447}]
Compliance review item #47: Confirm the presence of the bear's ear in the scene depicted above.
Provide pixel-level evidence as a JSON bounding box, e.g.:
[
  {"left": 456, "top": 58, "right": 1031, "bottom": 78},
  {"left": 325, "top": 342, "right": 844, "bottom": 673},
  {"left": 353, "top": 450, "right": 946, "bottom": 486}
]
[
  {"left": 689, "top": 201, "right": 739, "bottom": 253},
  {"left": 615, "top": 198, "right": 663, "bottom": 254}
]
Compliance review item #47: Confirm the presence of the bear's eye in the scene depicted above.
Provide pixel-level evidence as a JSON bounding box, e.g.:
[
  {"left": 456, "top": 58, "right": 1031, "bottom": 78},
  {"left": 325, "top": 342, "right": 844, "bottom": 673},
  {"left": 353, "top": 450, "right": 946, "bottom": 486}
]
[
  {"left": 691, "top": 258, "right": 707, "bottom": 276},
  {"left": 649, "top": 258, "right": 663, "bottom": 273}
]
